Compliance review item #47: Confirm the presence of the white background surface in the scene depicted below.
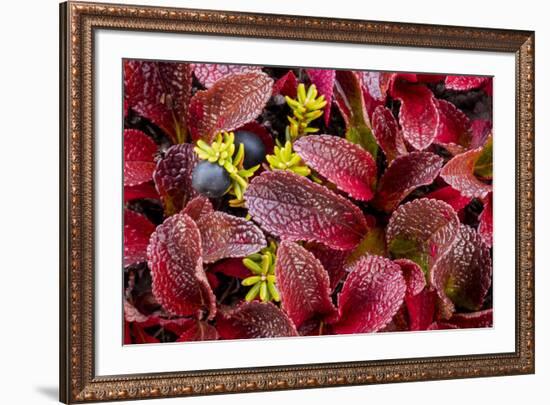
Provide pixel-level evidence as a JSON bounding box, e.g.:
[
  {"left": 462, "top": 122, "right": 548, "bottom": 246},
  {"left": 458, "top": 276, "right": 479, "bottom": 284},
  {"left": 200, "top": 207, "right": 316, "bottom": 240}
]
[{"left": 0, "top": 0, "right": 547, "bottom": 404}]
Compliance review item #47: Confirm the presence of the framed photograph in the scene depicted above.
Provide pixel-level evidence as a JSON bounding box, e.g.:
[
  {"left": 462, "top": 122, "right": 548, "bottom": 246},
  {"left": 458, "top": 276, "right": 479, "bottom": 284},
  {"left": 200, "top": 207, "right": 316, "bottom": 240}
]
[{"left": 59, "top": 1, "right": 535, "bottom": 403}]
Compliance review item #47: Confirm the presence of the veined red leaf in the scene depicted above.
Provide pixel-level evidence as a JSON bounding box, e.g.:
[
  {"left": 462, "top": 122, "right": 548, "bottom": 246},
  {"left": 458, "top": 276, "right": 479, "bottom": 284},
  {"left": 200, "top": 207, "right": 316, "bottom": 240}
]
[
  {"left": 153, "top": 144, "right": 198, "bottom": 216},
  {"left": 395, "top": 258, "right": 426, "bottom": 297},
  {"left": 306, "top": 69, "right": 335, "bottom": 125},
  {"left": 216, "top": 301, "right": 298, "bottom": 339},
  {"left": 391, "top": 79, "right": 439, "bottom": 150},
  {"left": 359, "top": 72, "right": 391, "bottom": 119},
  {"left": 124, "top": 129, "right": 157, "bottom": 187},
  {"left": 124, "top": 210, "right": 156, "bottom": 267},
  {"left": 332, "top": 255, "right": 406, "bottom": 334},
  {"left": 387, "top": 198, "right": 460, "bottom": 274},
  {"left": 405, "top": 287, "right": 437, "bottom": 331},
  {"left": 373, "top": 151, "right": 443, "bottom": 212},
  {"left": 431, "top": 224, "right": 492, "bottom": 315},
  {"left": 245, "top": 171, "right": 369, "bottom": 250},
  {"left": 360, "top": 71, "right": 390, "bottom": 102},
  {"left": 445, "top": 75, "right": 489, "bottom": 91},
  {"left": 371, "top": 106, "right": 407, "bottom": 163},
  {"left": 147, "top": 213, "right": 216, "bottom": 318},
  {"left": 471, "top": 119, "right": 492, "bottom": 149},
  {"left": 176, "top": 319, "right": 219, "bottom": 342},
  {"left": 425, "top": 186, "right": 471, "bottom": 212},
  {"left": 124, "top": 60, "right": 192, "bottom": 144},
  {"left": 182, "top": 195, "right": 213, "bottom": 221},
  {"left": 276, "top": 241, "right": 337, "bottom": 328},
  {"left": 192, "top": 63, "right": 262, "bottom": 88},
  {"left": 478, "top": 194, "right": 493, "bottom": 247},
  {"left": 306, "top": 242, "right": 349, "bottom": 290},
  {"left": 194, "top": 211, "right": 266, "bottom": 263},
  {"left": 440, "top": 147, "right": 492, "bottom": 198},
  {"left": 272, "top": 70, "right": 298, "bottom": 98},
  {"left": 188, "top": 72, "right": 273, "bottom": 142},
  {"left": 124, "top": 181, "right": 159, "bottom": 202},
  {"left": 434, "top": 99, "right": 472, "bottom": 148},
  {"left": 334, "top": 70, "right": 378, "bottom": 158},
  {"left": 294, "top": 135, "right": 377, "bottom": 201},
  {"left": 448, "top": 309, "right": 493, "bottom": 328}
]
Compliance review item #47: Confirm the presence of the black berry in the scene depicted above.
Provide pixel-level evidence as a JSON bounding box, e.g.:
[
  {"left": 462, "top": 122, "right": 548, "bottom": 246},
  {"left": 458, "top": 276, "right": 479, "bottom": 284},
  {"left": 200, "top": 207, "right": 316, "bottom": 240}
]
[
  {"left": 234, "top": 130, "right": 266, "bottom": 169},
  {"left": 192, "top": 160, "right": 231, "bottom": 198}
]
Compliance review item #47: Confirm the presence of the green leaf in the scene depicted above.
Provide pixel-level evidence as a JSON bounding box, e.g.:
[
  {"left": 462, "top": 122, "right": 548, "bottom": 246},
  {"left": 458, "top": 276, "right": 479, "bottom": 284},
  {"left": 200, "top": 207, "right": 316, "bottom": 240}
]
[{"left": 474, "top": 137, "right": 493, "bottom": 179}]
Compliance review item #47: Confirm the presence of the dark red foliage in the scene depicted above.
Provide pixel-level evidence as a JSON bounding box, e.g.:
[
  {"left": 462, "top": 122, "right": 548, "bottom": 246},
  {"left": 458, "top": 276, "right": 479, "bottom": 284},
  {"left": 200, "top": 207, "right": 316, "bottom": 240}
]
[
  {"left": 123, "top": 61, "right": 493, "bottom": 344},
  {"left": 245, "top": 171, "right": 369, "bottom": 250}
]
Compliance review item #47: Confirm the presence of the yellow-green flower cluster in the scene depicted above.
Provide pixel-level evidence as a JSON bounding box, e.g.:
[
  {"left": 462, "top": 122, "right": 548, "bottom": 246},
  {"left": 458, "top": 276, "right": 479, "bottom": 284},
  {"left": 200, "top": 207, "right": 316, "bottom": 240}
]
[
  {"left": 242, "top": 241, "right": 280, "bottom": 302},
  {"left": 194, "top": 131, "right": 259, "bottom": 207},
  {"left": 285, "top": 83, "right": 327, "bottom": 141},
  {"left": 266, "top": 141, "right": 311, "bottom": 177}
]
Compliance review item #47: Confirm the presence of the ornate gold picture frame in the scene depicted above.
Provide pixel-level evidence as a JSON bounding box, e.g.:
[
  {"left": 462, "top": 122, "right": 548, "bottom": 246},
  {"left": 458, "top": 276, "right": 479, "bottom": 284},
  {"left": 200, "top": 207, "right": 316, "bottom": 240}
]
[{"left": 60, "top": 1, "right": 535, "bottom": 403}]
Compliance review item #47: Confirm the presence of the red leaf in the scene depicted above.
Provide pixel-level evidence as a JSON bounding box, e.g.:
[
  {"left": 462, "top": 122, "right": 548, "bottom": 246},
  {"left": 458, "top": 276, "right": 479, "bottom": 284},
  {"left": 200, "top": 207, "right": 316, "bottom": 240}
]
[
  {"left": 386, "top": 199, "right": 460, "bottom": 273},
  {"left": 478, "top": 194, "right": 493, "bottom": 247},
  {"left": 431, "top": 224, "right": 492, "bottom": 315},
  {"left": 470, "top": 119, "right": 493, "bottom": 149},
  {"left": 124, "top": 210, "right": 156, "bottom": 267},
  {"left": 176, "top": 319, "right": 219, "bottom": 342},
  {"left": 124, "top": 129, "right": 157, "bottom": 187},
  {"left": 153, "top": 144, "right": 198, "bottom": 216},
  {"left": 188, "top": 72, "right": 273, "bottom": 142},
  {"left": 194, "top": 211, "right": 266, "bottom": 263},
  {"left": 440, "top": 148, "right": 492, "bottom": 198},
  {"left": 124, "top": 181, "right": 159, "bottom": 202},
  {"left": 306, "top": 69, "right": 335, "bottom": 125},
  {"left": 276, "top": 241, "right": 337, "bottom": 328},
  {"left": 306, "top": 242, "right": 348, "bottom": 290},
  {"left": 405, "top": 287, "right": 437, "bottom": 331},
  {"left": 294, "top": 135, "right": 377, "bottom": 201},
  {"left": 373, "top": 151, "right": 443, "bottom": 212},
  {"left": 359, "top": 72, "right": 391, "bottom": 119},
  {"left": 208, "top": 258, "right": 251, "bottom": 279},
  {"left": 182, "top": 195, "right": 213, "bottom": 221},
  {"left": 334, "top": 70, "right": 378, "bottom": 157},
  {"left": 332, "top": 255, "right": 406, "bottom": 334},
  {"left": 395, "top": 258, "right": 426, "bottom": 297},
  {"left": 272, "top": 70, "right": 298, "bottom": 98},
  {"left": 192, "top": 63, "right": 262, "bottom": 88},
  {"left": 245, "top": 171, "right": 369, "bottom": 250},
  {"left": 445, "top": 75, "right": 489, "bottom": 91},
  {"left": 216, "top": 301, "right": 298, "bottom": 339},
  {"left": 124, "top": 61, "right": 192, "bottom": 143},
  {"left": 391, "top": 80, "right": 439, "bottom": 150},
  {"left": 425, "top": 186, "right": 471, "bottom": 212},
  {"left": 147, "top": 213, "right": 216, "bottom": 318},
  {"left": 371, "top": 106, "right": 407, "bottom": 163},
  {"left": 448, "top": 309, "right": 493, "bottom": 328},
  {"left": 434, "top": 99, "right": 472, "bottom": 148}
]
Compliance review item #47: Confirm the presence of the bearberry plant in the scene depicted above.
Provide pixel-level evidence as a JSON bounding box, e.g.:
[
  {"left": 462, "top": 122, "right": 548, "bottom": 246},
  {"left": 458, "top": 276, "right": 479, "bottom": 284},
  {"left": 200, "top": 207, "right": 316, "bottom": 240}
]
[{"left": 123, "top": 61, "right": 493, "bottom": 343}]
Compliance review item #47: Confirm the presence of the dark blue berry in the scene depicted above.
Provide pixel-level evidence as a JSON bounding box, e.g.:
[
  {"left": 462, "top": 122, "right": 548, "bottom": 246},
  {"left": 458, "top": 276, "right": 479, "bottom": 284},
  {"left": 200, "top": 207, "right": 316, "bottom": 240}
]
[
  {"left": 192, "top": 160, "right": 231, "bottom": 198},
  {"left": 234, "top": 130, "right": 266, "bottom": 169}
]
